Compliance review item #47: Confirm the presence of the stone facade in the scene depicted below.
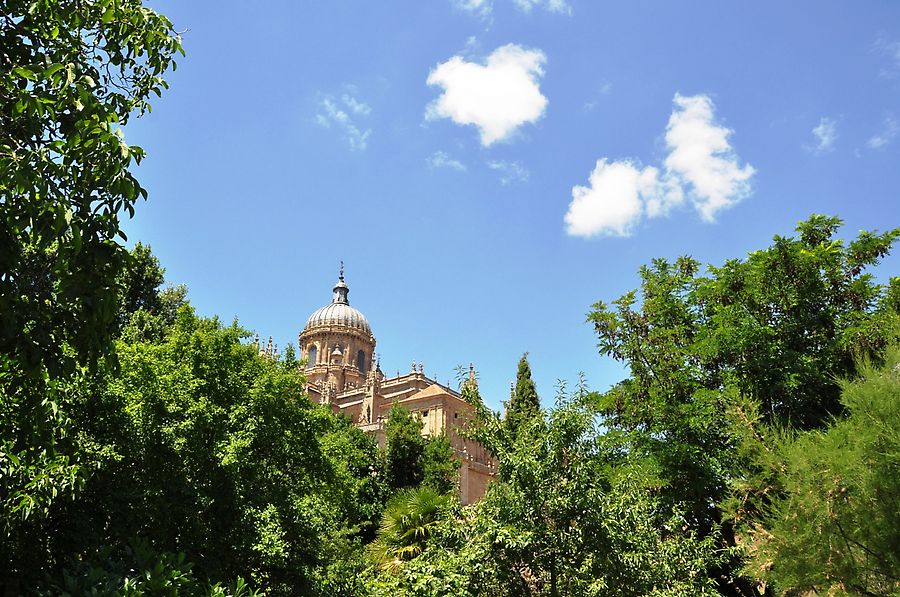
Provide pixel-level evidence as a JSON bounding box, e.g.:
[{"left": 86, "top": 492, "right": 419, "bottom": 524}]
[{"left": 292, "top": 272, "right": 495, "bottom": 505}]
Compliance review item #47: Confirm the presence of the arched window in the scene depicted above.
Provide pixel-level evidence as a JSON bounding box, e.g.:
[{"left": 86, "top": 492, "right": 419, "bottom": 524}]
[
  {"left": 307, "top": 345, "right": 317, "bottom": 369},
  {"left": 357, "top": 350, "right": 366, "bottom": 374}
]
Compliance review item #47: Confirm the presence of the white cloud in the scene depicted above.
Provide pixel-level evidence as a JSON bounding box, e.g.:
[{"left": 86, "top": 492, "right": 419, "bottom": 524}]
[
  {"left": 874, "top": 37, "right": 900, "bottom": 78},
  {"left": 340, "top": 94, "right": 371, "bottom": 116},
  {"left": 564, "top": 160, "right": 659, "bottom": 237},
  {"left": 809, "top": 117, "right": 838, "bottom": 154},
  {"left": 642, "top": 171, "right": 685, "bottom": 219},
  {"left": 453, "top": 0, "right": 492, "bottom": 17},
  {"left": 453, "top": 0, "right": 570, "bottom": 16},
  {"left": 867, "top": 115, "right": 899, "bottom": 149},
  {"left": 487, "top": 160, "right": 529, "bottom": 184},
  {"left": 663, "top": 94, "right": 755, "bottom": 221},
  {"left": 564, "top": 93, "right": 754, "bottom": 237},
  {"left": 426, "top": 44, "right": 548, "bottom": 146},
  {"left": 512, "top": 0, "right": 571, "bottom": 14},
  {"left": 315, "top": 92, "right": 372, "bottom": 151},
  {"left": 583, "top": 81, "right": 613, "bottom": 111},
  {"left": 427, "top": 151, "right": 467, "bottom": 171}
]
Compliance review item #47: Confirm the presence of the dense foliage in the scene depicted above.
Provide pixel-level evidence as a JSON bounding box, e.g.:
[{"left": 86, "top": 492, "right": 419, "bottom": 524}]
[
  {"left": 383, "top": 403, "right": 459, "bottom": 494},
  {"left": 1, "top": 0, "right": 182, "bottom": 590},
  {"left": 587, "top": 216, "right": 899, "bottom": 594},
  {"left": 369, "top": 377, "right": 724, "bottom": 596},
  {"left": 2, "top": 292, "right": 383, "bottom": 594},
  {"left": 736, "top": 347, "right": 900, "bottom": 596},
  {"left": 1, "top": 0, "right": 182, "bottom": 373},
  {"left": 1, "top": 1, "right": 898, "bottom": 594},
  {"left": 369, "top": 487, "right": 455, "bottom": 573}
]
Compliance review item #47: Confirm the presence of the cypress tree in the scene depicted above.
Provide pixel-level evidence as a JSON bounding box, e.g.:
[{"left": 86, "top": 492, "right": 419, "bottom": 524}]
[{"left": 506, "top": 353, "right": 540, "bottom": 434}]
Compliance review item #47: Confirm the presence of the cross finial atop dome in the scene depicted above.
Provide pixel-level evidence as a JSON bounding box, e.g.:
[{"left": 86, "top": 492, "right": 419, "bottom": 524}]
[{"left": 332, "top": 263, "right": 350, "bottom": 305}]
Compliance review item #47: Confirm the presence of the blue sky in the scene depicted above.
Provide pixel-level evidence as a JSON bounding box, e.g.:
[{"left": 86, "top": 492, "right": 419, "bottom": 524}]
[{"left": 125, "top": 1, "right": 899, "bottom": 409}]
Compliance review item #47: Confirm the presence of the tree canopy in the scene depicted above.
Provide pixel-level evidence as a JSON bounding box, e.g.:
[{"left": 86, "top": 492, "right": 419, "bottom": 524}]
[
  {"left": 1, "top": 2, "right": 182, "bottom": 588},
  {"left": 735, "top": 346, "right": 900, "bottom": 596},
  {"left": 1, "top": 0, "right": 182, "bottom": 374}
]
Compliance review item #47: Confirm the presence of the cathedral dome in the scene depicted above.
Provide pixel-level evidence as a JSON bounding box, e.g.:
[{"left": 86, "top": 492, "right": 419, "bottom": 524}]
[{"left": 304, "top": 273, "right": 372, "bottom": 335}]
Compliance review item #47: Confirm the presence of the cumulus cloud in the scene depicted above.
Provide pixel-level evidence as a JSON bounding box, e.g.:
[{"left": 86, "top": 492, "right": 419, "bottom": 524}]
[
  {"left": 315, "top": 92, "right": 372, "bottom": 151},
  {"left": 564, "top": 160, "right": 660, "bottom": 237},
  {"left": 426, "top": 44, "right": 548, "bottom": 146},
  {"left": 487, "top": 160, "right": 529, "bottom": 184},
  {"left": 663, "top": 94, "right": 755, "bottom": 221},
  {"left": 809, "top": 117, "right": 838, "bottom": 154},
  {"left": 564, "top": 93, "right": 754, "bottom": 237},
  {"left": 427, "top": 151, "right": 467, "bottom": 171},
  {"left": 867, "top": 115, "right": 899, "bottom": 149}
]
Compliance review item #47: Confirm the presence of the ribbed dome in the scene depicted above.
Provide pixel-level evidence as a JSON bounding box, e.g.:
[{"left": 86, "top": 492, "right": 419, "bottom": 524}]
[
  {"left": 305, "top": 302, "right": 371, "bottom": 334},
  {"left": 303, "top": 272, "right": 372, "bottom": 335}
]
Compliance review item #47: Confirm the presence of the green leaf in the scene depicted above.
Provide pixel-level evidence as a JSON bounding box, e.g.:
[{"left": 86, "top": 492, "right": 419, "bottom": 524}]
[
  {"left": 13, "top": 67, "right": 36, "bottom": 80},
  {"left": 44, "top": 63, "right": 65, "bottom": 78}
]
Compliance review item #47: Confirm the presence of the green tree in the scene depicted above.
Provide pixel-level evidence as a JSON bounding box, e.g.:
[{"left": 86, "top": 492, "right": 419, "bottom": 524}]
[
  {"left": 315, "top": 406, "right": 386, "bottom": 540},
  {"left": 38, "top": 539, "right": 262, "bottom": 597},
  {"left": 114, "top": 242, "right": 165, "bottom": 332},
  {"left": 1, "top": 0, "right": 182, "bottom": 375},
  {"left": 476, "top": 377, "right": 723, "bottom": 596},
  {"left": 384, "top": 404, "right": 427, "bottom": 491},
  {"left": 736, "top": 346, "right": 900, "bottom": 596},
  {"left": 0, "top": 0, "right": 181, "bottom": 585},
  {"left": 588, "top": 215, "right": 899, "bottom": 592},
  {"left": 371, "top": 376, "right": 724, "bottom": 597},
  {"left": 369, "top": 487, "right": 454, "bottom": 573},
  {"left": 506, "top": 353, "right": 540, "bottom": 435},
  {"left": 310, "top": 408, "right": 386, "bottom": 596},
  {"left": 31, "top": 305, "right": 378, "bottom": 595},
  {"left": 421, "top": 433, "right": 459, "bottom": 494},
  {"left": 382, "top": 404, "right": 458, "bottom": 497}
]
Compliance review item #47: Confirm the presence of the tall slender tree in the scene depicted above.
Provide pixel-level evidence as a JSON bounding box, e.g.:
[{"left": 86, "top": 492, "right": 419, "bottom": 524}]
[{"left": 505, "top": 353, "right": 540, "bottom": 434}]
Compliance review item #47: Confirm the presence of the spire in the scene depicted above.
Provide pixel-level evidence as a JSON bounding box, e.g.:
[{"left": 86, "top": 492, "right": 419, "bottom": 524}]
[{"left": 332, "top": 261, "right": 350, "bottom": 305}]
